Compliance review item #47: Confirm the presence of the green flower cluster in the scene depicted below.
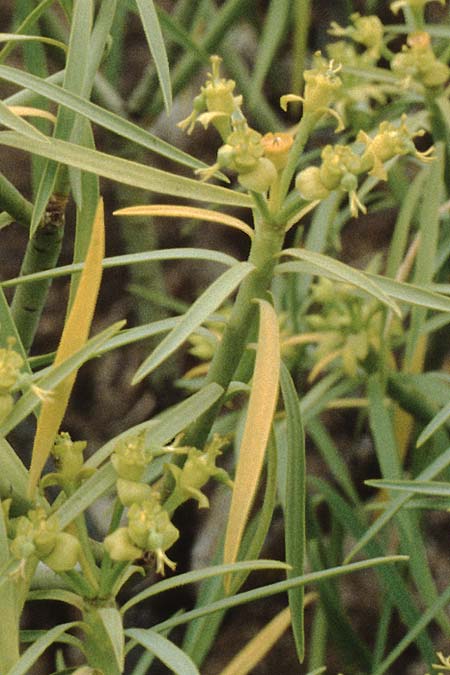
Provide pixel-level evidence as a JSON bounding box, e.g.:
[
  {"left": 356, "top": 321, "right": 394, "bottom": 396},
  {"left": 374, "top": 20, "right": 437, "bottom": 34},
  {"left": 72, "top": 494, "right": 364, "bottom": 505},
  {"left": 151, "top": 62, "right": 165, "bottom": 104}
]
[
  {"left": 391, "top": 31, "right": 449, "bottom": 88},
  {"left": 179, "top": 56, "right": 292, "bottom": 193},
  {"left": 304, "top": 277, "right": 401, "bottom": 380},
  {"left": 104, "top": 433, "right": 232, "bottom": 574},
  {"left": 296, "top": 115, "right": 433, "bottom": 216},
  {"left": 0, "top": 338, "right": 23, "bottom": 424},
  {"left": 7, "top": 503, "right": 79, "bottom": 572},
  {"left": 41, "top": 432, "right": 94, "bottom": 493}
]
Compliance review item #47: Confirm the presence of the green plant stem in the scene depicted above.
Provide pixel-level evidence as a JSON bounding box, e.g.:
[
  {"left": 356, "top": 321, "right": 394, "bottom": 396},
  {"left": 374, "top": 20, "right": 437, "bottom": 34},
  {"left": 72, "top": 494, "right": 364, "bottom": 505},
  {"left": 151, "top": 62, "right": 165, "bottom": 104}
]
[
  {"left": 275, "top": 112, "right": 319, "bottom": 212},
  {"left": 182, "top": 216, "right": 286, "bottom": 450},
  {"left": 11, "top": 193, "right": 67, "bottom": 352},
  {"left": 0, "top": 171, "right": 33, "bottom": 227}
]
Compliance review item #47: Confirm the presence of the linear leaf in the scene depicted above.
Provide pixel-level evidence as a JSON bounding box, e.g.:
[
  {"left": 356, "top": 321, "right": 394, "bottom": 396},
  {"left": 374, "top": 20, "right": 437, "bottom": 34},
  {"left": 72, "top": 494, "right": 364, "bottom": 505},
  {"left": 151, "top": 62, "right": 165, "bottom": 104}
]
[
  {"left": 27, "top": 198, "right": 104, "bottom": 496},
  {"left": 249, "top": 0, "right": 290, "bottom": 99},
  {"left": 135, "top": 0, "right": 172, "bottom": 113},
  {"left": 126, "top": 629, "right": 198, "bottom": 675},
  {"left": 223, "top": 300, "right": 280, "bottom": 575},
  {"left": 0, "top": 131, "right": 252, "bottom": 208},
  {"left": 2, "top": 248, "right": 237, "bottom": 288},
  {"left": 281, "top": 249, "right": 401, "bottom": 316},
  {"left": 121, "top": 560, "right": 289, "bottom": 614},
  {"left": 417, "top": 399, "right": 450, "bottom": 447},
  {"left": 372, "top": 582, "right": 450, "bottom": 675},
  {"left": 345, "top": 445, "right": 450, "bottom": 562},
  {"left": 0, "top": 65, "right": 211, "bottom": 173},
  {"left": 151, "top": 557, "right": 408, "bottom": 634},
  {"left": 0, "top": 437, "right": 29, "bottom": 505},
  {"left": 366, "top": 479, "right": 450, "bottom": 498},
  {"left": 132, "top": 262, "right": 254, "bottom": 383},
  {"left": 276, "top": 261, "right": 450, "bottom": 313},
  {"left": 280, "top": 363, "right": 306, "bottom": 662},
  {"left": 6, "top": 622, "right": 79, "bottom": 675},
  {"left": 114, "top": 205, "right": 253, "bottom": 238}
]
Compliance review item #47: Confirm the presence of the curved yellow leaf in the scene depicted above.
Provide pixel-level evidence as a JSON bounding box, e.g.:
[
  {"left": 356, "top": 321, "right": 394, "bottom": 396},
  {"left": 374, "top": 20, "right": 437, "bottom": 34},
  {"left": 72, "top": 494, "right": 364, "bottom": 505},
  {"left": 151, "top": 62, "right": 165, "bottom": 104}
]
[
  {"left": 27, "top": 199, "right": 105, "bottom": 497},
  {"left": 114, "top": 204, "right": 254, "bottom": 239},
  {"left": 223, "top": 300, "right": 280, "bottom": 580},
  {"left": 218, "top": 593, "right": 317, "bottom": 675},
  {"left": 7, "top": 106, "right": 56, "bottom": 124}
]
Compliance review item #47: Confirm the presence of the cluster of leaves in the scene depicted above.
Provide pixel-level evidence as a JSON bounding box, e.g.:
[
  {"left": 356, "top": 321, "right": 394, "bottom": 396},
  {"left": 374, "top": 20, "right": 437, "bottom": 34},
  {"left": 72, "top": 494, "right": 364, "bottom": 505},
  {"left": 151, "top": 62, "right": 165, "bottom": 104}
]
[{"left": 1, "top": 0, "right": 450, "bottom": 674}]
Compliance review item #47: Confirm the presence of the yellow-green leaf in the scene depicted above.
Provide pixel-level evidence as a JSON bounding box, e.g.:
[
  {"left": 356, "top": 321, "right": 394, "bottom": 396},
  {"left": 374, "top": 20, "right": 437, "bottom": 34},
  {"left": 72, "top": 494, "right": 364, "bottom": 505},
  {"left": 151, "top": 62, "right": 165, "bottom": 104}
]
[
  {"left": 114, "top": 205, "right": 254, "bottom": 239},
  {"left": 27, "top": 199, "right": 105, "bottom": 497},
  {"left": 223, "top": 300, "right": 280, "bottom": 582}
]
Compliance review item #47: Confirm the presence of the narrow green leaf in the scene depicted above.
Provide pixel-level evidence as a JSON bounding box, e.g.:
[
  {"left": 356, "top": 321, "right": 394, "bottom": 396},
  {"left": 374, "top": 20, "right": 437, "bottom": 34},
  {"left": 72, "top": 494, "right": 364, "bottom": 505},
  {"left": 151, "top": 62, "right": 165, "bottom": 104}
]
[
  {"left": 372, "top": 582, "right": 450, "bottom": 675},
  {"left": 135, "top": 0, "right": 172, "bottom": 113},
  {"left": 0, "top": 437, "right": 29, "bottom": 505},
  {"left": 27, "top": 589, "right": 84, "bottom": 610},
  {"left": 121, "top": 560, "right": 289, "bottom": 614},
  {"left": 276, "top": 261, "right": 450, "bottom": 313},
  {"left": 310, "top": 476, "right": 434, "bottom": 663},
  {"left": 417, "top": 399, "right": 450, "bottom": 446},
  {"left": 366, "top": 479, "right": 450, "bottom": 498},
  {"left": 0, "top": 65, "right": 210, "bottom": 173},
  {"left": 368, "top": 376, "right": 401, "bottom": 479},
  {"left": 367, "top": 376, "right": 450, "bottom": 635},
  {"left": 2, "top": 248, "right": 237, "bottom": 288},
  {"left": 280, "top": 363, "right": 306, "bottom": 663},
  {"left": 151, "top": 557, "right": 408, "bottom": 634},
  {"left": 281, "top": 249, "right": 401, "bottom": 316},
  {"left": 6, "top": 622, "right": 79, "bottom": 675},
  {"left": 249, "top": 0, "right": 290, "bottom": 99},
  {"left": 345, "top": 445, "right": 450, "bottom": 562},
  {"left": 126, "top": 629, "right": 198, "bottom": 675},
  {"left": 133, "top": 262, "right": 254, "bottom": 383},
  {"left": 0, "top": 132, "right": 252, "bottom": 208}
]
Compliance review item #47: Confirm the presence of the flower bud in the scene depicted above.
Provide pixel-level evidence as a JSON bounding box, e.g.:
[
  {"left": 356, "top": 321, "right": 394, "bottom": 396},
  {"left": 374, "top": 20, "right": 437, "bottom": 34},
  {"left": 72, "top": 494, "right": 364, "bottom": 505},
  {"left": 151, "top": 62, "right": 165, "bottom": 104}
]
[
  {"left": 104, "top": 527, "right": 143, "bottom": 561},
  {"left": 116, "top": 478, "right": 154, "bottom": 507},
  {"left": 52, "top": 432, "right": 86, "bottom": 482},
  {"left": 295, "top": 167, "right": 330, "bottom": 201},
  {"left": 261, "top": 132, "right": 294, "bottom": 170},
  {"left": 302, "top": 57, "right": 342, "bottom": 114},
  {"left": 42, "top": 531, "right": 80, "bottom": 572},
  {"left": 238, "top": 158, "right": 277, "bottom": 193},
  {"left": 111, "top": 433, "right": 150, "bottom": 482},
  {"left": 0, "top": 340, "right": 23, "bottom": 392},
  {"left": 127, "top": 496, "right": 163, "bottom": 549},
  {"left": 391, "top": 32, "right": 449, "bottom": 88}
]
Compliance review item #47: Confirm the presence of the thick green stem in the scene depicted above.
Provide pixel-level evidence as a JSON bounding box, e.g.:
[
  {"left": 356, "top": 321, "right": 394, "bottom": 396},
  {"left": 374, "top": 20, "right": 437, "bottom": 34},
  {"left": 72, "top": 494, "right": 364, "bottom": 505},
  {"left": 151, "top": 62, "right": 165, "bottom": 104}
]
[
  {"left": 0, "top": 171, "right": 33, "bottom": 227},
  {"left": 11, "top": 193, "right": 67, "bottom": 352},
  {"left": 183, "top": 218, "right": 286, "bottom": 449}
]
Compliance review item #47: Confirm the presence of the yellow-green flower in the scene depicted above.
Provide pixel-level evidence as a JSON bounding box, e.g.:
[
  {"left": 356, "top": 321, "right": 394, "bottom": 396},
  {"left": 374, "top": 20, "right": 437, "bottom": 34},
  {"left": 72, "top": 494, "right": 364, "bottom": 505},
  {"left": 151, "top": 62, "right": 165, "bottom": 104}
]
[
  {"left": 391, "top": 31, "right": 449, "bottom": 88},
  {"left": 329, "top": 13, "right": 384, "bottom": 60}
]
